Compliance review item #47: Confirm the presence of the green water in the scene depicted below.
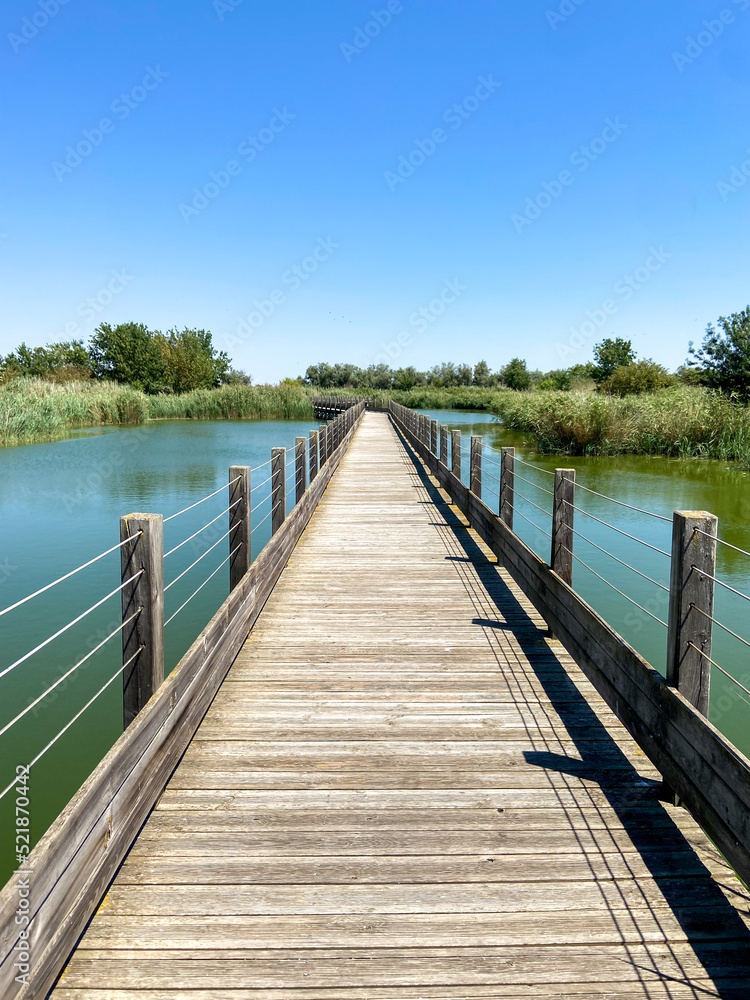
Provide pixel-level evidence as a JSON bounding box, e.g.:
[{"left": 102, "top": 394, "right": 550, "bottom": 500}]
[
  {"left": 0, "top": 419, "right": 316, "bottom": 884},
  {"left": 419, "top": 409, "right": 750, "bottom": 758}
]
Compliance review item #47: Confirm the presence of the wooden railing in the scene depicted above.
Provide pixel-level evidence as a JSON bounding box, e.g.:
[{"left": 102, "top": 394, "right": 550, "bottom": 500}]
[
  {"left": 0, "top": 402, "right": 366, "bottom": 1000},
  {"left": 390, "top": 401, "right": 750, "bottom": 887}
]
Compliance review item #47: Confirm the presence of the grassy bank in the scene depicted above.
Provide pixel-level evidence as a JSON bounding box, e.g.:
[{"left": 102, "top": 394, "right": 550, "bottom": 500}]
[
  {"left": 0, "top": 380, "right": 314, "bottom": 447},
  {"left": 324, "top": 384, "right": 750, "bottom": 467}
]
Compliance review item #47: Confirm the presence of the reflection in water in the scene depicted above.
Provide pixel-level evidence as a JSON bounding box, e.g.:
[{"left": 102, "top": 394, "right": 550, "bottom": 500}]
[{"left": 418, "top": 409, "right": 750, "bottom": 759}]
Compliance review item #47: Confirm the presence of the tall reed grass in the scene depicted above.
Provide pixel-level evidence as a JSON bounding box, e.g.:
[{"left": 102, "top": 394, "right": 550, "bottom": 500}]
[
  {"left": 0, "top": 380, "right": 314, "bottom": 447},
  {"left": 490, "top": 386, "right": 750, "bottom": 465},
  {"left": 319, "top": 384, "right": 750, "bottom": 467}
]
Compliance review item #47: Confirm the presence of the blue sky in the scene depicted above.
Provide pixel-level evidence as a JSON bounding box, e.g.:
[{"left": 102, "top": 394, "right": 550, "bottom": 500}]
[{"left": 2, "top": 0, "right": 750, "bottom": 382}]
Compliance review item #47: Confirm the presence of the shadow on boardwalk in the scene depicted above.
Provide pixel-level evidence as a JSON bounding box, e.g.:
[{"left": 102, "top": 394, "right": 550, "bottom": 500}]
[{"left": 399, "top": 428, "right": 750, "bottom": 998}]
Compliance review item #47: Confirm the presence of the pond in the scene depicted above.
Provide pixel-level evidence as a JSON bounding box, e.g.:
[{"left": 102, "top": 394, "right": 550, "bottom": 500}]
[{"left": 0, "top": 418, "right": 317, "bottom": 883}]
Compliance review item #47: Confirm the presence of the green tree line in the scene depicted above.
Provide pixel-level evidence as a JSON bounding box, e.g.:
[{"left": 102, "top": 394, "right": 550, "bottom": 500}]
[
  {"left": 0, "top": 322, "right": 250, "bottom": 394},
  {"left": 303, "top": 307, "right": 750, "bottom": 402}
]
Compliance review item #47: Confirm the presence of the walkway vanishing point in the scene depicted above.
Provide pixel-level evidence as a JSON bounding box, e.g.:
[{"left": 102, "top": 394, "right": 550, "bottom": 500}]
[{"left": 6, "top": 408, "right": 750, "bottom": 998}]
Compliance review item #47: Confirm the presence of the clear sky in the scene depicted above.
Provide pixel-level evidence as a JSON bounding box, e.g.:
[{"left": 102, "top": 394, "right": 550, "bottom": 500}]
[{"left": 3, "top": 0, "right": 750, "bottom": 382}]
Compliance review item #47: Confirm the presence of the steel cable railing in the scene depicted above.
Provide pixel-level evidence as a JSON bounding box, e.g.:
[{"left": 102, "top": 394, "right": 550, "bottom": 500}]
[
  {"left": 0, "top": 532, "right": 142, "bottom": 619},
  {"left": 164, "top": 526, "right": 239, "bottom": 593},
  {"left": 164, "top": 544, "right": 242, "bottom": 627},
  {"left": 0, "top": 571, "right": 144, "bottom": 681},
  {"left": 0, "top": 608, "right": 143, "bottom": 740},
  {"left": 0, "top": 645, "right": 145, "bottom": 804},
  {"left": 163, "top": 476, "right": 241, "bottom": 523},
  {"left": 163, "top": 499, "right": 241, "bottom": 559},
  {"left": 561, "top": 543, "right": 669, "bottom": 627}
]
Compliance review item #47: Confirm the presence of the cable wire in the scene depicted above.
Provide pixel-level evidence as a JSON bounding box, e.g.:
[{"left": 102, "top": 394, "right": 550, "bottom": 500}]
[
  {"left": 690, "top": 605, "right": 750, "bottom": 651},
  {"left": 0, "top": 533, "right": 141, "bottom": 619},
  {"left": 514, "top": 456, "right": 556, "bottom": 477},
  {"left": 691, "top": 566, "right": 750, "bottom": 606},
  {"left": 250, "top": 507, "right": 274, "bottom": 534},
  {"left": 0, "top": 572, "right": 144, "bottom": 681},
  {"left": 564, "top": 546, "right": 668, "bottom": 627},
  {"left": 562, "top": 500, "right": 671, "bottom": 558},
  {"left": 506, "top": 502, "right": 552, "bottom": 539},
  {"left": 163, "top": 499, "right": 242, "bottom": 559},
  {"left": 0, "top": 646, "right": 144, "bottom": 804},
  {"left": 164, "top": 546, "right": 240, "bottom": 626},
  {"left": 695, "top": 528, "right": 750, "bottom": 561},
  {"left": 568, "top": 526, "right": 670, "bottom": 593},
  {"left": 0, "top": 609, "right": 142, "bottom": 739},
  {"left": 513, "top": 490, "right": 552, "bottom": 521},
  {"left": 573, "top": 482, "right": 671, "bottom": 522},
  {"left": 164, "top": 526, "right": 239, "bottom": 592},
  {"left": 250, "top": 492, "right": 272, "bottom": 514},
  {"left": 250, "top": 473, "right": 273, "bottom": 492},
  {"left": 163, "top": 477, "right": 241, "bottom": 523},
  {"left": 688, "top": 643, "right": 750, "bottom": 704}
]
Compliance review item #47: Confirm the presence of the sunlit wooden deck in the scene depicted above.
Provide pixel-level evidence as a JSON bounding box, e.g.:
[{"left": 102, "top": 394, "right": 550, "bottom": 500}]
[{"left": 52, "top": 413, "right": 750, "bottom": 998}]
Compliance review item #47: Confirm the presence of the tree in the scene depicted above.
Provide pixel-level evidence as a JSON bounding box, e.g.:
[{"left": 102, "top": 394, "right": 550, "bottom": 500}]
[
  {"left": 688, "top": 307, "right": 750, "bottom": 401},
  {"left": 158, "top": 328, "right": 231, "bottom": 393},
  {"left": 472, "top": 360, "right": 491, "bottom": 387},
  {"left": 1, "top": 340, "right": 92, "bottom": 381},
  {"left": 89, "top": 322, "right": 167, "bottom": 393},
  {"left": 501, "top": 357, "right": 531, "bottom": 391},
  {"left": 592, "top": 337, "right": 636, "bottom": 384},
  {"left": 393, "top": 366, "right": 425, "bottom": 390},
  {"left": 601, "top": 359, "right": 674, "bottom": 396}
]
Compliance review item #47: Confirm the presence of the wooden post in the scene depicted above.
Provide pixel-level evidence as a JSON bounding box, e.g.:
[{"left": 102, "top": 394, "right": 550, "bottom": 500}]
[
  {"left": 470, "top": 436, "right": 482, "bottom": 496},
  {"left": 451, "top": 430, "right": 461, "bottom": 480},
  {"left": 667, "top": 511, "right": 718, "bottom": 716},
  {"left": 440, "top": 426, "right": 448, "bottom": 466},
  {"left": 120, "top": 513, "right": 164, "bottom": 729},
  {"left": 319, "top": 425, "right": 327, "bottom": 465},
  {"left": 430, "top": 420, "right": 438, "bottom": 455},
  {"left": 500, "top": 447, "right": 515, "bottom": 530},
  {"left": 229, "top": 466, "right": 251, "bottom": 588},
  {"left": 295, "top": 437, "right": 306, "bottom": 504},
  {"left": 552, "top": 469, "right": 575, "bottom": 586},
  {"left": 271, "top": 447, "right": 286, "bottom": 534},
  {"left": 309, "top": 429, "right": 319, "bottom": 481}
]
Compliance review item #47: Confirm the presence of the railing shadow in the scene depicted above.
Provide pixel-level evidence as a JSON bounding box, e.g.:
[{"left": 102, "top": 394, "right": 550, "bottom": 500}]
[{"left": 397, "top": 427, "right": 750, "bottom": 997}]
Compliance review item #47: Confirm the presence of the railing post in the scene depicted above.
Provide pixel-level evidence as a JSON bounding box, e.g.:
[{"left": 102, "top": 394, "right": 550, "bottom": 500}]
[
  {"left": 229, "top": 466, "right": 251, "bottom": 589},
  {"left": 500, "top": 447, "right": 515, "bottom": 530},
  {"left": 120, "top": 513, "right": 164, "bottom": 729},
  {"left": 440, "top": 426, "right": 448, "bottom": 465},
  {"left": 271, "top": 447, "right": 286, "bottom": 534},
  {"left": 430, "top": 420, "right": 438, "bottom": 456},
  {"left": 309, "top": 429, "right": 319, "bottom": 481},
  {"left": 552, "top": 469, "right": 575, "bottom": 586},
  {"left": 451, "top": 430, "right": 461, "bottom": 480},
  {"left": 295, "top": 437, "right": 306, "bottom": 504},
  {"left": 667, "top": 511, "right": 718, "bottom": 715},
  {"left": 470, "top": 436, "right": 482, "bottom": 496},
  {"left": 319, "top": 424, "right": 327, "bottom": 465}
]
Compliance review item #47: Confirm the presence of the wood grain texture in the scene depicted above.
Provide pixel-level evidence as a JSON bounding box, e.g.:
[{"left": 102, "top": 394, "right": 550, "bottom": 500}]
[{"left": 47, "top": 411, "right": 750, "bottom": 997}]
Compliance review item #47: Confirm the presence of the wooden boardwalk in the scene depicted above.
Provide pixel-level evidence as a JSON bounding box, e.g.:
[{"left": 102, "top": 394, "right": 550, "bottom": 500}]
[{"left": 52, "top": 413, "right": 750, "bottom": 998}]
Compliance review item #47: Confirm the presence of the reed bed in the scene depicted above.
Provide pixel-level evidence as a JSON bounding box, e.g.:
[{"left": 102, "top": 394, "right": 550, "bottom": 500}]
[
  {"left": 322, "top": 385, "right": 750, "bottom": 467},
  {"left": 490, "top": 386, "right": 750, "bottom": 465},
  {"left": 0, "top": 380, "right": 314, "bottom": 447}
]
